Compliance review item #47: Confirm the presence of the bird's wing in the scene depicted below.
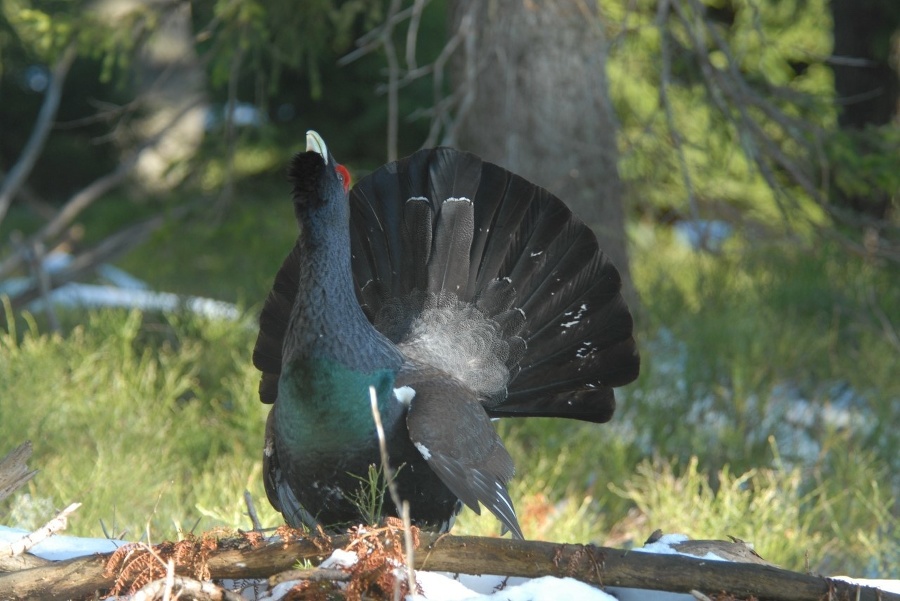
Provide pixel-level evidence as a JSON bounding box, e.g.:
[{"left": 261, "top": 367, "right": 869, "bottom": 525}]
[{"left": 400, "top": 371, "right": 523, "bottom": 539}]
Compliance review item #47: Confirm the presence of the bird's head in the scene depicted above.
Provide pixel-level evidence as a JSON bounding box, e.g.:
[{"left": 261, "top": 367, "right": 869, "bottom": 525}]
[{"left": 288, "top": 130, "right": 352, "bottom": 222}]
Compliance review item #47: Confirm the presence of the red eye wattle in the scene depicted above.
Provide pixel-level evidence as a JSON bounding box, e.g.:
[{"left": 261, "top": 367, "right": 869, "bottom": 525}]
[{"left": 336, "top": 164, "right": 351, "bottom": 193}]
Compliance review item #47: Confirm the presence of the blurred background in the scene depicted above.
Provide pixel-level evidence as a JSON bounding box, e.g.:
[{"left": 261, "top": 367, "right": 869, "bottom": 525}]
[{"left": 0, "top": 0, "right": 898, "bottom": 578}]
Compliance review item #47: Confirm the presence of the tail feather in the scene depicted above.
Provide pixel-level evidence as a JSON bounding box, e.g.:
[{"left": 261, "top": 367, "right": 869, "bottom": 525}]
[
  {"left": 471, "top": 174, "right": 545, "bottom": 294},
  {"left": 490, "top": 387, "right": 617, "bottom": 423},
  {"left": 402, "top": 197, "right": 433, "bottom": 294},
  {"left": 512, "top": 224, "right": 602, "bottom": 325},
  {"left": 424, "top": 148, "right": 483, "bottom": 208},
  {"left": 428, "top": 198, "right": 474, "bottom": 297}
]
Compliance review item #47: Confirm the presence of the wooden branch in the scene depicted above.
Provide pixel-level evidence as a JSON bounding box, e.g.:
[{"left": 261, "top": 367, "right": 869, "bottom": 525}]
[
  {"left": 0, "top": 442, "right": 37, "bottom": 505},
  {"left": 0, "top": 97, "right": 203, "bottom": 281},
  {"left": 0, "top": 44, "right": 77, "bottom": 226},
  {"left": 381, "top": 0, "right": 403, "bottom": 162},
  {"left": 0, "top": 503, "right": 81, "bottom": 561},
  {"left": 4, "top": 203, "right": 194, "bottom": 313},
  {"left": 1, "top": 532, "right": 897, "bottom": 601},
  {"left": 655, "top": 0, "right": 703, "bottom": 237}
]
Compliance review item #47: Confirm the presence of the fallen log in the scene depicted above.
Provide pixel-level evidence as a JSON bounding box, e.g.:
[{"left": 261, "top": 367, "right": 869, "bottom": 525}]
[{"left": 0, "top": 531, "right": 896, "bottom": 601}]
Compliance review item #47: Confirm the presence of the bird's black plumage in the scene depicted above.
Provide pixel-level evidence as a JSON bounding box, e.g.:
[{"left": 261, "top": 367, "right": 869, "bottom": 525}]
[{"left": 253, "top": 131, "right": 639, "bottom": 538}]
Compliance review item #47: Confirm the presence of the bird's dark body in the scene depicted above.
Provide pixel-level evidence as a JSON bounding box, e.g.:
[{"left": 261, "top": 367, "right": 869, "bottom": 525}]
[
  {"left": 253, "top": 134, "right": 639, "bottom": 537},
  {"left": 266, "top": 403, "right": 461, "bottom": 532}
]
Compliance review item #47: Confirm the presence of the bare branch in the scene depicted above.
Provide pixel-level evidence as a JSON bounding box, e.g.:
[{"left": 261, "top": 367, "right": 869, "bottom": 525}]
[
  {"left": 0, "top": 96, "right": 204, "bottom": 281},
  {"left": 338, "top": 4, "right": 419, "bottom": 66},
  {"left": 0, "top": 442, "right": 37, "bottom": 505},
  {"left": 0, "top": 44, "right": 77, "bottom": 226},
  {"left": 243, "top": 491, "right": 263, "bottom": 532},
  {"left": 655, "top": 0, "right": 703, "bottom": 237},
  {"left": 217, "top": 35, "right": 246, "bottom": 209},
  {"left": 367, "top": 388, "right": 404, "bottom": 523},
  {"left": 405, "top": 0, "right": 430, "bottom": 71},
  {"left": 4, "top": 204, "right": 192, "bottom": 312},
  {"left": 0, "top": 503, "right": 81, "bottom": 559},
  {"left": 382, "top": 0, "right": 404, "bottom": 162}
]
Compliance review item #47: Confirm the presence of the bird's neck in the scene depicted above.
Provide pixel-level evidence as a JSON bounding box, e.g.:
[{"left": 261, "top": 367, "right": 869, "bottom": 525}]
[
  {"left": 285, "top": 219, "right": 398, "bottom": 366},
  {"left": 276, "top": 216, "right": 404, "bottom": 452}
]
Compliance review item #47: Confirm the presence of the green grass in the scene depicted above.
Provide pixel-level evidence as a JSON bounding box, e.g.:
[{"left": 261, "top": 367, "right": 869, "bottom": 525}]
[
  {"left": 0, "top": 307, "right": 281, "bottom": 539},
  {"left": 1, "top": 205, "right": 898, "bottom": 577}
]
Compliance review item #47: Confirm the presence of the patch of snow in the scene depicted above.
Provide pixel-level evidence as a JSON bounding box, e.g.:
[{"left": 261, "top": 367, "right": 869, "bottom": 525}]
[
  {"left": 632, "top": 533, "right": 690, "bottom": 556},
  {"left": 412, "top": 571, "right": 483, "bottom": 600},
  {"left": 0, "top": 251, "right": 241, "bottom": 321},
  {"left": 606, "top": 588, "right": 695, "bottom": 601},
  {"left": 0, "top": 525, "right": 126, "bottom": 561},
  {"left": 320, "top": 548, "right": 358, "bottom": 569},
  {"left": 409, "top": 574, "right": 615, "bottom": 601},
  {"left": 832, "top": 577, "right": 900, "bottom": 594}
]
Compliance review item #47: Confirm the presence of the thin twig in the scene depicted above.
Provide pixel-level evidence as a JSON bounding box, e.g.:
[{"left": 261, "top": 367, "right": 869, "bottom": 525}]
[
  {"left": 401, "top": 501, "right": 417, "bottom": 593},
  {"left": 0, "top": 503, "right": 81, "bottom": 559},
  {"left": 218, "top": 31, "right": 246, "bottom": 210},
  {"left": 382, "top": 0, "right": 403, "bottom": 162},
  {"left": 655, "top": 0, "right": 703, "bottom": 243},
  {"left": 338, "top": 5, "right": 419, "bottom": 66},
  {"left": 368, "top": 387, "right": 417, "bottom": 595},
  {"left": 243, "top": 491, "right": 263, "bottom": 531},
  {"left": 405, "top": 0, "right": 429, "bottom": 71},
  {"left": 367, "top": 387, "right": 403, "bottom": 516},
  {"left": 162, "top": 559, "right": 174, "bottom": 601}
]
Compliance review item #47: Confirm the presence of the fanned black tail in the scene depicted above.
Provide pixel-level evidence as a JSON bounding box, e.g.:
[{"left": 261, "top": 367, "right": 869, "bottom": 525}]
[
  {"left": 347, "top": 148, "right": 639, "bottom": 423},
  {"left": 253, "top": 147, "right": 639, "bottom": 420}
]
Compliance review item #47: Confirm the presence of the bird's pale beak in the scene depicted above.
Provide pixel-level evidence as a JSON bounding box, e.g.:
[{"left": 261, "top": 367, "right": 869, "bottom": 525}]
[{"left": 306, "top": 130, "right": 327, "bottom": 160}]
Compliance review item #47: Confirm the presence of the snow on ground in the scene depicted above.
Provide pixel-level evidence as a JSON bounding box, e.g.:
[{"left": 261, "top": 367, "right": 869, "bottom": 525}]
[
  {"left": 0, "top": 251, "right": 241, "bottom": 321},
  {"left": 0, "top": 525, "right": 127, "bottom": 561}
]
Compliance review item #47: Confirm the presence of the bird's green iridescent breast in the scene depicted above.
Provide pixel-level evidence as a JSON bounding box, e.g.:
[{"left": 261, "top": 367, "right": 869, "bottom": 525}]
[{"left": 274, "top": 356, "right": 398, "bottom": 453}]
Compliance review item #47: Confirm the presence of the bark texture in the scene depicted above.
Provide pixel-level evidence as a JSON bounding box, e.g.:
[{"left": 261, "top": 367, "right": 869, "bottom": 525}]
[{"left": 449, "top": 0, "right": 635, "bottom": 301}]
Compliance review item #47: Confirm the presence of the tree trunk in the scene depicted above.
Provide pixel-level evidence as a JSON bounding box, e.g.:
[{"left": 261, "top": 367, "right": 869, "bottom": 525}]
[
  {"left": 99, "top": 0, "right": 208, "bottom": 192},
  {"left": 448, "top": 0, "right": 635, "bottom": 303},
  {"left": 828, "top": 0, "right": 900, "bottom": 220}
]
